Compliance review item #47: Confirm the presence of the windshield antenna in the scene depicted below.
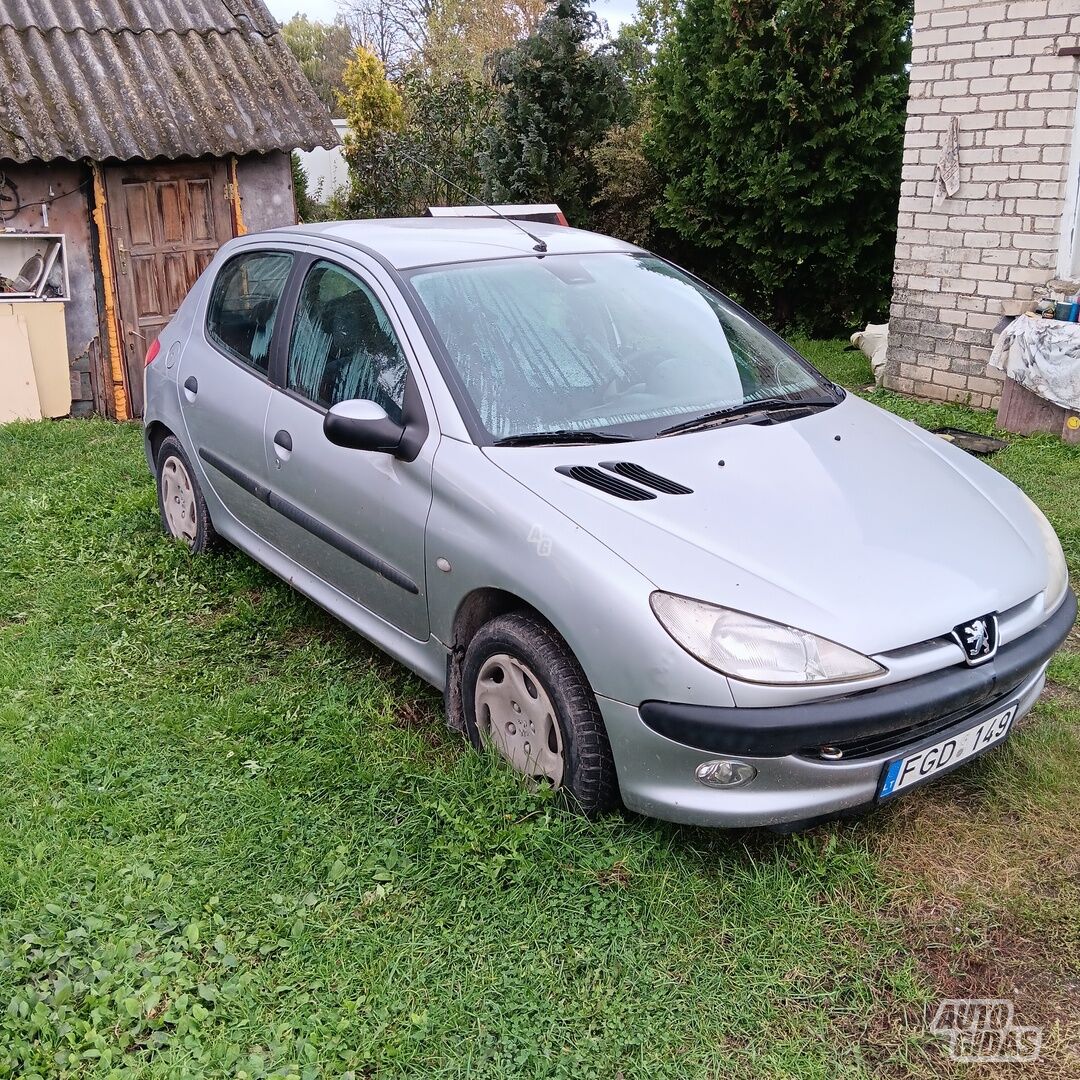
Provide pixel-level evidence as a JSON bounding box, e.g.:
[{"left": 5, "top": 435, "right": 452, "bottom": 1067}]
[{"left": 399, "top": 152, "right": 549, "bottom": 253}]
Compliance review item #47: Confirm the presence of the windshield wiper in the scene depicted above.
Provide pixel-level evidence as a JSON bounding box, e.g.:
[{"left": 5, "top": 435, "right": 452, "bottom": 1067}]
[
  {"left": 493, "top": 428, "right": 633, "bottom": 447},
  {"left": 657, "top": 396, "right": 838, "bottom": 438}
]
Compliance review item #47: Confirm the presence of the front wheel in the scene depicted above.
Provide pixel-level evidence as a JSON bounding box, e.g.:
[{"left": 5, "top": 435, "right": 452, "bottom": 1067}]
[{"left": 462, "top": 612, "right": 619, "bottom": 817}]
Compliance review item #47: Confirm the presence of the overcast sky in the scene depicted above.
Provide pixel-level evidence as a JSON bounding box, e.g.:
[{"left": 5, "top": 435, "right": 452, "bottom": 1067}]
[{"left": 264, "top": 0, "right": 638, "bottom": 33}]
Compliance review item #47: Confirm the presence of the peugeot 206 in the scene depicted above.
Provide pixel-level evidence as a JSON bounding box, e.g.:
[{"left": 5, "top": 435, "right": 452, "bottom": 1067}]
[{"left": 143, "top": 217, "right": 1075, "bottom": 828}]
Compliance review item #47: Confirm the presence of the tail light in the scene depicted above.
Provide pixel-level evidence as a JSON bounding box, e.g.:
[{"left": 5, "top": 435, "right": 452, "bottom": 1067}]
[{"left": 144, "top": 338, "right": 161, "bottom": 367}]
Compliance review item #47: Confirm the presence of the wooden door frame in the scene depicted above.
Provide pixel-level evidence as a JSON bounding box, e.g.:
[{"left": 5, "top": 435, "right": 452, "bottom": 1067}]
[{"left": 98, "top": 158, "right": 236, "bottom": 419}]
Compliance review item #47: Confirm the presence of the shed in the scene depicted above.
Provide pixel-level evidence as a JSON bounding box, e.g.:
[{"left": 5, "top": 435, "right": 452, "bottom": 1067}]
[{"left": 0, "top": 0, "right": 339, "bottom": 419}]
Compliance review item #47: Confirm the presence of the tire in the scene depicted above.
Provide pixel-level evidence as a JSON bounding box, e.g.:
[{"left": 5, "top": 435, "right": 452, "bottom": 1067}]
[
  {"left": 155, "top": 435, "right": 218, "bottom": 554},
  {"left": 462, "top": 611, "right": 618, "bottom": 817}
]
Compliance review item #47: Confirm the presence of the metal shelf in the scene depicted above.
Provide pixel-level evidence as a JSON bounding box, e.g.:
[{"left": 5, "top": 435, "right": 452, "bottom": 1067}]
[{"left": 0, "top": 232, "right": 70, "bottom": 302}]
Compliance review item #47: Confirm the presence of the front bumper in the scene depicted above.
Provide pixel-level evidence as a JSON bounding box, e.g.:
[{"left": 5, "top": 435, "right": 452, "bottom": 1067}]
[{"left": 603, "top": 591, "right": 1075, "bottom": 828}]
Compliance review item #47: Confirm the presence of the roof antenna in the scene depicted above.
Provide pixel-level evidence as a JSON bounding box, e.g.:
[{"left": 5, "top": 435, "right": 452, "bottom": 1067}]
[{"left": 399, "top": 152, "right": 548, "bottom": 253}]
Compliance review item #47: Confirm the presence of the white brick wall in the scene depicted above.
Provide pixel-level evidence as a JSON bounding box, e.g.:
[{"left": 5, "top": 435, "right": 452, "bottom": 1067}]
[{"left": 885, "top": 0, "right": 1080, "bottom": 408}]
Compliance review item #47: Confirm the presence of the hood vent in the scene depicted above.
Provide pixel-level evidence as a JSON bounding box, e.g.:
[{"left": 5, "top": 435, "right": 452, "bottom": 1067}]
[
  {"left": 556, "top": 465, "right": 656, "bottom": 501},
  {"left": 600, "top": 461, "right": 693, "bottom": 495}
]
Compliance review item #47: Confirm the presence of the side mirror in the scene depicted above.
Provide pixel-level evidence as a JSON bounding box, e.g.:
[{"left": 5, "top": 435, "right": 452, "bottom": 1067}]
[{"left": 323, "top": 399, "right": 405, "bottom": 455}]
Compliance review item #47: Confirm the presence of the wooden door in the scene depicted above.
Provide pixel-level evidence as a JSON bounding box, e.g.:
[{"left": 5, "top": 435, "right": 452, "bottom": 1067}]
[{"left": 105, "top": 161, "right": 235, "bottom": 416}]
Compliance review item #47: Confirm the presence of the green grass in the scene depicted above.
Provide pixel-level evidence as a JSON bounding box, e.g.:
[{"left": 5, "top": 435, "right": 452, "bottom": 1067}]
[{"left": 1, "top": 348, "right": 1078, "bottom": 1078}]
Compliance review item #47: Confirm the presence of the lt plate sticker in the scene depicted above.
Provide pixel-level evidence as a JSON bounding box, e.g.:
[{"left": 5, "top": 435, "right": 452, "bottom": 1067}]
[{"left": 879, "top": 704, "right": 1016, "bottom": 798}]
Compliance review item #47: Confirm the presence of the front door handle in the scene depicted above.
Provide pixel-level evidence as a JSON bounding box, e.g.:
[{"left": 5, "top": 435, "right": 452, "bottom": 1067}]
[
  {"left": 182, "top": 375, "right": 198, "bottom": 402},
  {"left": 272, "top": 428, "right": 293, "bottom": 463}
]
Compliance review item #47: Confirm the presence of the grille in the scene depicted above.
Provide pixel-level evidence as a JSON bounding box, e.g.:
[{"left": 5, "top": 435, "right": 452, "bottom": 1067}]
[{"left": 798, "top": 679, "right": 1024, "bottom": 762}]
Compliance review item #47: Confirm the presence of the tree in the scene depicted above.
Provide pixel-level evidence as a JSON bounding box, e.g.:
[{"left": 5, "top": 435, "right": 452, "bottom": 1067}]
[
  {"left": 481, "top": 0, "right": 632, "bottom": 227},
  {"left": 339, "top": 45, "right": 407, "bottom": 143},
  {"left": 648, "top": 0, "right": 911, "bottom": 332},
  {"left": 609, "top": 0, "right": 678, "bottom": 107},
  {"left": 424, "top": 0, "right": 547, "bottom": 80},
  {"left": 343, "top": 0, "right": 547, "bottom": 78},
  {"left": 280, "top": 15, "right": 355, "bottom": 114},
  {"left": 339, "top": 53, "right": 496, "bottom": 218},
  {"left": 342, "top": 0, "right": 436, "bottom": 73}
]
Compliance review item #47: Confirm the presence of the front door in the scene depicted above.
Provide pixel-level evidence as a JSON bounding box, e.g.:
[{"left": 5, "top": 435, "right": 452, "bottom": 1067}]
[
  {"left": 261, "top": 257, "right": 434, "bottom": 640},
  {"left": 106, "top": 161, "right": 234, "bottom": 416}
]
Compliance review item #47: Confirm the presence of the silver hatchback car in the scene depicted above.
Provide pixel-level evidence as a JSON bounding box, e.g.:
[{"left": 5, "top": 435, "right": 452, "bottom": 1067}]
[{"left": 144, "top": 218, "right": 1075, "bottom": 829}]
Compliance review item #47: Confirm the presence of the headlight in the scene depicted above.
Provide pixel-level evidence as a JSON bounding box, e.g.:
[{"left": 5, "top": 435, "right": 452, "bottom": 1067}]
[
  {"left": 1019, "top": 492, "right": 1069, "bottom": 612},
  {"left": 650, "top": 592, "right": 885, "bottom": 685}
]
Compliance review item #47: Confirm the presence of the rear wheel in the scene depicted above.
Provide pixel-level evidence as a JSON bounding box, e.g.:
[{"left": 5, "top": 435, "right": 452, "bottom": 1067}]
[
  {"left": 462, "top": 612, "right": 618, "bottom": 817},
  {"left": 155, "top": 436, "right": 218, "bottom": 553}
]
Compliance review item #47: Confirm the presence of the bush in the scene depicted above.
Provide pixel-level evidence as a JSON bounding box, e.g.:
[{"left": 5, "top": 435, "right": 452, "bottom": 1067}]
[
  {"left": 589, "top": 120, "right": 661, "bottom": 247},
  {"left": 649, "top": 0, "right": 911, "bottom": 334},
  {"left": 291, "top": 152, "right": 313, "bottom": 222}
]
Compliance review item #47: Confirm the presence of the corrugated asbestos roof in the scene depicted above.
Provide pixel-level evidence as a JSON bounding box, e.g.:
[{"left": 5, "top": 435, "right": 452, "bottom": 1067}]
[
  {"left": 0, "top": 0, "right": 340, "bottom": 163},
  {"left": 0, "top": 0, "right": 280, "bottom": 37}
]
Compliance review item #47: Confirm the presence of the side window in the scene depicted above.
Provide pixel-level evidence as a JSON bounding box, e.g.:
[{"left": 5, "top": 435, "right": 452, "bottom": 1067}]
[
  {"left": 287, "top": 260, "right": 407, "bottom": 423},
  {"left": 206, "top": 252, "right": 293, "bottom": 374}
]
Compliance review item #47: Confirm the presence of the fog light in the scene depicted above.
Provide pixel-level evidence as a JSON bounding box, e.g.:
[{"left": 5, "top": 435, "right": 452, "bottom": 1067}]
[{"left": 694, "top": 759, "right": 757, "bottom": 788}]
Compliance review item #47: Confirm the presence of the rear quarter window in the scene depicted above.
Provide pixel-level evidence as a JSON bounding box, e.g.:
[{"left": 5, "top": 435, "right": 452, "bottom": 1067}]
[{"left": 206, "top": 252, "right": 293, "bottom": 374}]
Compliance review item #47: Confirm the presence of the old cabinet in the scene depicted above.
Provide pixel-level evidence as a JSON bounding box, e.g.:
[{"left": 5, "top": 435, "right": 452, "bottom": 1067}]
[{"left": 0, "top": 233, "right": 71, "bottom": 419}]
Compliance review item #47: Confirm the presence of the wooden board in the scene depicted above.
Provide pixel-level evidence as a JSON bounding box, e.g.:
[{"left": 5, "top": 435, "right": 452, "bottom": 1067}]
[
  {"left": 996, "top": 374, "right": 1080, "bottom": 441},
  {"left": 0, "top": 301, "right": 70, "bottom": 418},
  {"left": 0, "top": 314, "right": 42, "bottom": 423}
]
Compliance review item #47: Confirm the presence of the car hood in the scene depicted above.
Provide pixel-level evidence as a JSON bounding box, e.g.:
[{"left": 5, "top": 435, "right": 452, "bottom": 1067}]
[{"left": 483, "top": 395, "right": 1049, "bottom": 655}]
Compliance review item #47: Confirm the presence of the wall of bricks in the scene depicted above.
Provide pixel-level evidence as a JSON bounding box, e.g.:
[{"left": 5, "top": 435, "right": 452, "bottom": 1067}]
[{"left": 885, "top": 0, "right": 1080, "bottom": 409}]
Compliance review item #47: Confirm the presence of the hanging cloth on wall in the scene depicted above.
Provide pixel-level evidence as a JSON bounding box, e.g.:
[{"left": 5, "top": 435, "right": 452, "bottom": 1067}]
[{"left": 933, "top": 116, "right": 961, "bottom": 208}]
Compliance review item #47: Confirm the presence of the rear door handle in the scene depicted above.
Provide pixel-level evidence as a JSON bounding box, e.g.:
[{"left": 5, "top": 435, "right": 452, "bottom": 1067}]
[{"left": 182, "top": 375, "right": 198, "bottom": 401}]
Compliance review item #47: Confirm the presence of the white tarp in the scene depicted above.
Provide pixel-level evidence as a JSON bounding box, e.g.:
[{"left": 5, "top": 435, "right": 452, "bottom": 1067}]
[
  {"left": 850, "top": 322, "right": 889, "bottom": 385},
  {"left": 989, "top": 315, "right": 1080, "bottom": 412}
]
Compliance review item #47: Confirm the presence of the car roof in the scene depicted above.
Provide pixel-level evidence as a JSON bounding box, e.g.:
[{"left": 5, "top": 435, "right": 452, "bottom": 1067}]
[{"left": 271, "top": 217, "right": 643, "bottom": 270}]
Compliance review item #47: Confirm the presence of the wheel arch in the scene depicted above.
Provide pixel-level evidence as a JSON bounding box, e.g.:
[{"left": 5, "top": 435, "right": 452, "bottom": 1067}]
[
  {"left": 444, "top": 587, "right": 555, "bottom": 732},
  {"left": 144, "top": 420, "right": 174, "bottom": 470}
]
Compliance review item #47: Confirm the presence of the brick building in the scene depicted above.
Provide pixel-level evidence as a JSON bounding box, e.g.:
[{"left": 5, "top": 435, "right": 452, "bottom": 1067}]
[{"left": 885, "top": 0, "right": 1080, "bottom": 409}]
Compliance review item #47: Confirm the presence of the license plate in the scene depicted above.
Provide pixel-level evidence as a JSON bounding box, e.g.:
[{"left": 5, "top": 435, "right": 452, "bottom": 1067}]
[{"left": 878, "top": 703, "right": 1017, "bottom": 798}]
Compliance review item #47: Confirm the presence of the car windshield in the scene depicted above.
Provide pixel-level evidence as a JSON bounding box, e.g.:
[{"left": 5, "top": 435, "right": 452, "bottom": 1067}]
[{"left": 408, "top": 253, "right": 837, "bottom": 441}]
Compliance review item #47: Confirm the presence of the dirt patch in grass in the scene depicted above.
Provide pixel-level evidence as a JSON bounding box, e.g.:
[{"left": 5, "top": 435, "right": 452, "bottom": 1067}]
[
  {"left": 828, "top": 991, "right": 960, "bottom": 1080},
  {"left": 869, "top": 752, "right": 1080, "bottom": 1078},
  {"left": 898, "top": 899, "right": 1080, "bottom": 1079},
  {"left": 390, "top": 694, "right": 446, "bottom": 748},
  {"left": 1041, "top": 680, "right": 1080, "bottom": 711}
]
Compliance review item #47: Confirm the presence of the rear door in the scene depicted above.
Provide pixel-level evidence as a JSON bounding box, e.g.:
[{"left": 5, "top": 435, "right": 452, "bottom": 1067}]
[
  {"left": 261, "top": 256, "right": 435, "bottom": 640},
  {"left": 106, "top": 162, "right": 234, "bottom": 416},
  {"left": 176, "top": 249, "right": 292, "bottom": 538}
]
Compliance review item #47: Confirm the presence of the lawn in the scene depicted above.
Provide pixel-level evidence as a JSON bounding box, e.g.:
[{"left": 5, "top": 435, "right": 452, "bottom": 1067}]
[{"left": 0, "top": 341, "right": 1077, "bottom": 1079}]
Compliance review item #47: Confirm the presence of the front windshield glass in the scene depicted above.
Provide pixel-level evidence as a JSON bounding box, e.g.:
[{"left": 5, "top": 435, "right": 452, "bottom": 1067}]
[{"left": 408, "top": 253, "right": 836, "bottom": 441}]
